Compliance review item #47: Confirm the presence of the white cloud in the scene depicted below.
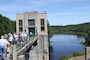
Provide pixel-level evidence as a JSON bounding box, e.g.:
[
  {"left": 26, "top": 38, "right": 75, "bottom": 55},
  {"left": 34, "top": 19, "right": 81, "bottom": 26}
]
[
  {"left": 49, "top": 12, "right": 82, "bottom": 16},
  {"left": 0, "top": 0, "right": 87, "bottom": 11}
]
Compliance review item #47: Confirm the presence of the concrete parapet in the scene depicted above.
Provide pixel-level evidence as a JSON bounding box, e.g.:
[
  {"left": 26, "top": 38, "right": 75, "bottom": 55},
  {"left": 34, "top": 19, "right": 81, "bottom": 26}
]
[{"left": 13, "top": 45, "right": 17, "bottom": 60}]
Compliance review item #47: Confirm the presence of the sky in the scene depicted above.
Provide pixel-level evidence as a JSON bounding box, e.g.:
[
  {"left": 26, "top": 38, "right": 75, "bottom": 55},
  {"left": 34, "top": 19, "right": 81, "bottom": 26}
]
[{"left": 0, "top": 0, "right": 90, "bottom": 25}]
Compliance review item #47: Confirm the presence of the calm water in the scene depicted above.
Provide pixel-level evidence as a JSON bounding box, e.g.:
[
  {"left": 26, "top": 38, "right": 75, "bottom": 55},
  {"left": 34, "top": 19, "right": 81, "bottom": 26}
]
[{"left": 50, "top": 34, "right": 85, "bottom": 60}]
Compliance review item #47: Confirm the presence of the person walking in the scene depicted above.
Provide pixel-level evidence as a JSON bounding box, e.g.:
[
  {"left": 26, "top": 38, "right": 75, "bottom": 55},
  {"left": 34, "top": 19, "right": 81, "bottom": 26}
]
[
  {"left": 8, "top": 33, "right": 14, "bottom": 45},
  {"left": 13, "top": 32, "right": 18, "bottom": 44},
  {"left": 0, "top": 35, "right": 10, "bottom": 60}
]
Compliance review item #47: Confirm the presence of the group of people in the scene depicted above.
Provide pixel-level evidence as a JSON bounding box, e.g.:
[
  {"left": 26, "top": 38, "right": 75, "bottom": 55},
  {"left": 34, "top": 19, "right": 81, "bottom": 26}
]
[{"left": 0, "top": 31, "right": 33, "bottom": 60}]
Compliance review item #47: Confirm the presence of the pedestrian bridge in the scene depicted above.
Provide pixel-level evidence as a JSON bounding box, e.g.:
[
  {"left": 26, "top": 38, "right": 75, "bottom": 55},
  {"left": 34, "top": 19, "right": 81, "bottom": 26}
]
[
  {"left": 7, "top": 35, "right": 49, "bottom": 60},
  {"left": 15, "top": 36, "right": 38, "bottom": 56}
]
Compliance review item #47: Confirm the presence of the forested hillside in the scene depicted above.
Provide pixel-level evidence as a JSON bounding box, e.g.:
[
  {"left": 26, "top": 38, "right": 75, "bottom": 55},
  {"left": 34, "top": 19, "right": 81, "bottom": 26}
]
[
  {"left": 0, "top": 14, "right": 15, "bottom": 36},
  {"left": 49, "top": 23, "right": 90, "bottom": 35}
]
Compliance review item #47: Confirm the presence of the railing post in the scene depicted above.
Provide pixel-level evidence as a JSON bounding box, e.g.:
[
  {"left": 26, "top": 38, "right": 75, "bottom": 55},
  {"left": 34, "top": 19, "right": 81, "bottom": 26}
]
[{"left": 13, "top": 45, "right": 17, "bottom": 60}]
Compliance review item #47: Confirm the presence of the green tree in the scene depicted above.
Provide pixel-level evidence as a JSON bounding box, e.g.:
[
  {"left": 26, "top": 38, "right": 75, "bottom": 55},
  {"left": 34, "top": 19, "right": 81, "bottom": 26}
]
[{"left": 0, "top": 14, "right": 16, "bottom": 36}]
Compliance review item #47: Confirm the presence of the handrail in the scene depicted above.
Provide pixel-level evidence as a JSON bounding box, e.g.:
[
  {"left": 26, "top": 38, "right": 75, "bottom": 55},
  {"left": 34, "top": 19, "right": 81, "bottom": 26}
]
[
  {"left": 12, "top": 36, "right": 38, "bottom": 60},
  {"left": 17, "top": 36, "right": 38, "bottom": 55},
  {"left": 14, "top": 36, "right": 38, "bottom": 51}
]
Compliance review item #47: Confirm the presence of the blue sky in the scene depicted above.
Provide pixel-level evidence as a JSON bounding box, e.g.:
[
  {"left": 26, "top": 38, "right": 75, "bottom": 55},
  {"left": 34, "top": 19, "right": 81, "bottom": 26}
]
[{"left": 0, "top": 0, "right": 90, "bottom": 25}]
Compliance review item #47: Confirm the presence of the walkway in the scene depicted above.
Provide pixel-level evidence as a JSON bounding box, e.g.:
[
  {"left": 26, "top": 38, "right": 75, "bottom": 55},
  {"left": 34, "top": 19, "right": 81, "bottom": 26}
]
[
  {"left": 5, "top": 36, "right": 38, "bottom": 60},
  {"left": 6, "top": 46, "right": 13, "bottom": 60}
]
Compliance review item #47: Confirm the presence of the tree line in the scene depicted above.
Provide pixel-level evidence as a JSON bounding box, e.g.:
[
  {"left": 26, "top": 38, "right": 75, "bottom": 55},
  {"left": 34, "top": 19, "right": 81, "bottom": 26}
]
[{"left": 0, "top": 14, "right": 16, "bottom": 36}]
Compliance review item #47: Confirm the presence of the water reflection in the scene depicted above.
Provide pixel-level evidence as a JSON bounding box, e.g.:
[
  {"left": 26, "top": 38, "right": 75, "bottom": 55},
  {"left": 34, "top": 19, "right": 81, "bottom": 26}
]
[{"left": 50, "top": 34, "right": 85, "bottom": 60}]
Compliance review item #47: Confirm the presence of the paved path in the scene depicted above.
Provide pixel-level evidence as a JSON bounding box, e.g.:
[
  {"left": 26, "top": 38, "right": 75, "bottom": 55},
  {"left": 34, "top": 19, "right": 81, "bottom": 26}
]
[{"left": 6, "top": 46, "right": 13, "bottom": 60}]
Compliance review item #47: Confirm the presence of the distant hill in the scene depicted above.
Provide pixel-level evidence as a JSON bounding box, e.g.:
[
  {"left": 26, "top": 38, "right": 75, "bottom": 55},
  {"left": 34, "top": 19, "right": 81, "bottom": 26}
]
[
  {"left": 49, "top": 22, "right": 90, "bottom": 35},
  {"left": 65, "top": 22, "right": 90, "bottom": 32},
  {"left": 0, "top": 14, "right": 15, "bottom": 36}
]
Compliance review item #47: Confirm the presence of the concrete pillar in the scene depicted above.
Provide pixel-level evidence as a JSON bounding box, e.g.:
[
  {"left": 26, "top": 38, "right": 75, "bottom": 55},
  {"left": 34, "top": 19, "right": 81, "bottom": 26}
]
[
  {"left": 44, "top": 35, "right": 49, "bottom": 60},
  {"left": 85, "top": 47, "right": 90, "bottom": 60},
  {"left": 35, "top": 41, "right": 38, "bottom": 60},
  {"left": 18, "top": 55, "right": 25, "bottom": 60},
  {"left": 13, "top": 45, "right": 17, "bottom": 60},
  {"left": 38, "top": 35, "right": 44, "bottom": 60}
]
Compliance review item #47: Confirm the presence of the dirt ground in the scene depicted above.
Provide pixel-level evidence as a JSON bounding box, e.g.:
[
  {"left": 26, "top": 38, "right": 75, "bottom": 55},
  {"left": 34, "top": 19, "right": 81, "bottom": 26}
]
[{"left": 68, "top": 56, "right": 85, "bottom": 60}]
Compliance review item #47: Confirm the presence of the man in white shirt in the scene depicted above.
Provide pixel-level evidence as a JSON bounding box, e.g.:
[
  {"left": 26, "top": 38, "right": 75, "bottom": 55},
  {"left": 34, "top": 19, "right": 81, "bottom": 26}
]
[
  {"left": 8, "top": 34, "right": 14, "bottom": 45},
  {"left": 0, "top": 35, "right": 10, "bottom": 60},
  {"left": 13, "top": 33, "right": 18, "bottom": 44}
]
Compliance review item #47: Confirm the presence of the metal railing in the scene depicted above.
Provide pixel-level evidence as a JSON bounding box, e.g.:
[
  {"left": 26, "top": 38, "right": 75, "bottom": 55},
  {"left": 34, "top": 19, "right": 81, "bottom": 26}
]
[
  {"left": 14, "top": 36, "right": 37, "bottom": 51},
  {"left": 12, "top": 35, "right": 38, "bottom": 60}
]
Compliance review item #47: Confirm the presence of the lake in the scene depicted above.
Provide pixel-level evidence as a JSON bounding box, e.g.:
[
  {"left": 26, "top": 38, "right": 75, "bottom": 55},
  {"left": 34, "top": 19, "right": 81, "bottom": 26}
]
[{"left": 50, "top": 34, "right": 85, "bottom": 60}]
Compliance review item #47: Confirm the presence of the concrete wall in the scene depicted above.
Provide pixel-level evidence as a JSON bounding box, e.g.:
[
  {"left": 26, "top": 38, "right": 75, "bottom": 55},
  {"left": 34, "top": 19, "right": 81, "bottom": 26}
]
[
  {"left": 38, "top": 35, "right": 49, "bottom": 60},
  {"left": 43, "top": 35, "right": 49, "bottom": 60},
  {"left": 86, "top": 47, "right": 90, "bottom": 60},
  {"left": 16, "top": 14, "right": 24, "bottom": 33},
  {"left": 16, "top": 11, "right": 48, "bottom": 36},
  {"left": 37, "top": 12, "right": 48, "bottom": 35},
  {"left": 24, "top": 12, "right": 37, "bottom": 29}
]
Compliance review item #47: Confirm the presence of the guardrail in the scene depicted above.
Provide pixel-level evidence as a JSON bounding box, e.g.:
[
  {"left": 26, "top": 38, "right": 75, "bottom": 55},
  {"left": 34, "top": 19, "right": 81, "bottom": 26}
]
[
  {"left": 12, "top": 36, "right": 38, "bottom": 60},
  {"left": 15, "top": 36, "right": 36, "bottom": 51}
]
